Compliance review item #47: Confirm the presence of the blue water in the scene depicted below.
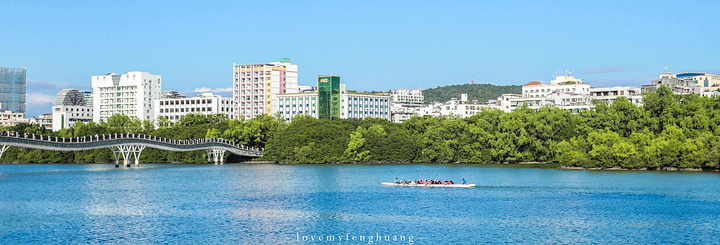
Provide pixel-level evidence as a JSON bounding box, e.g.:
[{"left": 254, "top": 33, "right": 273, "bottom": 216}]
[{"left": 1, "top": 164, "right": 719, "bottom": 244}]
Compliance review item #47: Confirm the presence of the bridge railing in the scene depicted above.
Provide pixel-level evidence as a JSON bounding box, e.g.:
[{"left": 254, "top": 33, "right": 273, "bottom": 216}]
[{"left": 0, "top": 131, "right": 264, "bottom": 153}]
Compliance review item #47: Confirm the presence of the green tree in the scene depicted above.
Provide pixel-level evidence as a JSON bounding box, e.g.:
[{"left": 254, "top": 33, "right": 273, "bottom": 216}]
[{"left": 345, "top": 126, "right": 370, "bottom": 161}]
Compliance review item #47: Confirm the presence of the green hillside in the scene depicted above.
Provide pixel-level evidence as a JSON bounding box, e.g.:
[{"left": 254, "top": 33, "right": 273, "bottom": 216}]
[{"left": 423, "top": 83, "right": 521, "bottom": 103}]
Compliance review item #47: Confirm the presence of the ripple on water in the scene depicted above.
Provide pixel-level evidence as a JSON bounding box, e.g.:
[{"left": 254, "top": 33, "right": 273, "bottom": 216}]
[{"left": 0, "top": 164, "right": 719, "bottom": 244}]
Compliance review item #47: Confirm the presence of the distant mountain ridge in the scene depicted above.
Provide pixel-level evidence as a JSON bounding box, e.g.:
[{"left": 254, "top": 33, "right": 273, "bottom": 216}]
[{"left": 422, "top": 83, "right": 522, "bottom": 104}]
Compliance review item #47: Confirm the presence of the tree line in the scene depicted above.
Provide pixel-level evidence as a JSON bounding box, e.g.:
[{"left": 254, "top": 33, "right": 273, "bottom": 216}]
[
  {"left": 265, "top": 85, "right": 720, "bottom": 169},
  {"left": 2, "top": 86, "right": 719, "bottom": 169}
]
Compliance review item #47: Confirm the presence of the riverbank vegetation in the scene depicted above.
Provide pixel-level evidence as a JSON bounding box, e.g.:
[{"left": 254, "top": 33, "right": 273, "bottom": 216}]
[
  {"left": 2, "top": 86, "right": 720, "bottom": 169},
  {"left": 266, "top": 86, "right": 720, "bottom": 170}
]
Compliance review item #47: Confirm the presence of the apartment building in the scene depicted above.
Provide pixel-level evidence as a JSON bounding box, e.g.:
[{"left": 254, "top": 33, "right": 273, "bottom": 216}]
[
  {"left": 154, "top": 93, "right": 233, "bottom": 122},
  {"left": 92, "top": 72, "right": 161, "bottom": 122},
  {"left": 233, "top": 59, "right": 298, "bottom": 119}
]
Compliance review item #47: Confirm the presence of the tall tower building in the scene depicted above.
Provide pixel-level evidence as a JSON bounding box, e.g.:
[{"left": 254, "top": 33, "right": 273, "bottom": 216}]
[
  {"left": 317, "top": 75, "right": 341, "bottom": 120},
  {"left": 0, "top": 67, "right": 26, "bottom": 113},
  {"left": 232, "top": 59, "right": 297, "bottom": 119},
  {"left": 91, "top": 71, "right": 161, "bottom": 122}
]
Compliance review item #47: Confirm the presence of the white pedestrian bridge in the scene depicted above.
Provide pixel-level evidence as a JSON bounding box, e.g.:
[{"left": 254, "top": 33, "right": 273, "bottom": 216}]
[{"left": 0, "top": 132, "right": 263, "bottom": 167}]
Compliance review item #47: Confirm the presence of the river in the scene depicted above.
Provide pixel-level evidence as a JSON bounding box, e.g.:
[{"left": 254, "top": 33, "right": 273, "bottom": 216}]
[{"left": 0, "top": 164, "right": 718, "bottom": 244}]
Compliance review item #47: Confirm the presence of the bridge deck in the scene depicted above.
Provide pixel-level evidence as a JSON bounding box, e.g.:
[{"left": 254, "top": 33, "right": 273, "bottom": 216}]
[{"left": 0, "top": 133, "right": 262, "bottom": 158}]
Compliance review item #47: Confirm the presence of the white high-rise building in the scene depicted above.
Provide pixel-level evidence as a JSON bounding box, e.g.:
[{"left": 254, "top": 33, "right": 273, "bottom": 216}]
[
  {"left": 390, "top": 89, "right": 424, "bottom": 105},
  {"left": 500, "top": 73, "right": 593, "bottom": 113},
  {"left": 154, "top": 93, "right": 234, "bottom": 123},
  {"left": 342, "top": 93, "right": 391, "bottom": 121},
  {"left": 522, "top": 74, "right": 590, "bottom": 98},
  {"left": 390, "top": 88, "right": 424, "bottom": 123},
  {"left": 414, "top": 94, "right": 497, "bottom": 119},
  {"left": 232, "top": 59, "right": 298, "bottom": 119},
  {"left": 52, "top": 89, "right": 93, "bottom": 131},
  {"left": 590, "top": 86, "right": 643, "bottom": 106},
  {"left": 92, "top": 72, "right": 161, "bottom": 122}
]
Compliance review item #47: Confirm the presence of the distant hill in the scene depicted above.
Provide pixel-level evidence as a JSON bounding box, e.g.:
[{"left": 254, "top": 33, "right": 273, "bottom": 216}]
[{"left": 423, "top": 83, "right": 521, "bottom": 103}]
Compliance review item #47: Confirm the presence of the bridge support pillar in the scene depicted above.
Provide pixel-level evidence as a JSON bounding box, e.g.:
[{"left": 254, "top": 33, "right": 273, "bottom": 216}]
[
  {"left": 111, "top": 148, "right": 120, "bottom": 168},
  {"left": 217, "top": 148, "right": 226, "bottom": 164},
  {"left": 110, "top": 144, "right": 146, "bottom": 168},
  {"left": 205, "top": 149, "right": 213, "bottom": 164},
  {"left": 205, "top": 147, "right": 227, "bottom": 165},
  {"left": 0, "top": 144, "right": 9, "bottom": 160}
]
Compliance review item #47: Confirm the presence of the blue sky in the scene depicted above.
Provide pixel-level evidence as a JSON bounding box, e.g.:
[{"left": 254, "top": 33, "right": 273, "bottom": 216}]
[{"left": 1, "top": 0, "right": 718, "bottom": 116}]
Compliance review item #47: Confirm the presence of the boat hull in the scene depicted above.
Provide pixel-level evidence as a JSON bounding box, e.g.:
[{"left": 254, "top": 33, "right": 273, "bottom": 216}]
[{"left": 381, "top": 182, "right": 475, "bottom": 188}]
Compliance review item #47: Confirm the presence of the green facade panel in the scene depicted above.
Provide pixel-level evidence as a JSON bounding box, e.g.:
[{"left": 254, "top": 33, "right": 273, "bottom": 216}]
[{"left": 318, "top": 75, "right": 341, "bottom": 120}]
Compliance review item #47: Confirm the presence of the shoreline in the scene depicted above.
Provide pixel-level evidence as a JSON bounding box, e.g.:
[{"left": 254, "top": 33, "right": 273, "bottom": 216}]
[
  {"left": 560, "top": 166, "right": 717, "bottom": 172},
  {"left": 2, "top": 161, "right": 719, "bottom": 172}
]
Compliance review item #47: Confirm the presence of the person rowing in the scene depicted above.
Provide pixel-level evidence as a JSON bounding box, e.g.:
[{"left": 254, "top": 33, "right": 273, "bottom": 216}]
[{"left": 381, "top": 179, "right": 474, "bottom": 187}]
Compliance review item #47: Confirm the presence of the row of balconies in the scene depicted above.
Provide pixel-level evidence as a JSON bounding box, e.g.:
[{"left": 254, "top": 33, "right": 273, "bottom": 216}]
[
  {"left": 101, "top": 93, "right": 136, "bottom": 98},
  {"left": 236, "top": 97, "right": 266, "bottom": 101},
  {"left": 100, "top": 106, "right": 137, "bottom": 110},
  {"left": 279, "top": 104, "right": 315, "bottom": 107},
  {"left": 233, "top": 81, "right": 271, "bottom": 85},
  {"left": 58, "top": 107, "right": 92, "bottom": 112},
  {"left": 102, "top": 99, "right": 136, "bottom": 103},
  {"left": 99, "top": 102, "right": 136, "bottom": 106},
  {"left": 236, "top": 91, "right": 266, "bottom": 95},
  {"left": 234, "top": 76, "right": 271, "bottom": 81},
  {"left": 99, "top": 86, "right": 137, "bottom": 92},
  {"left": 159, "top": 107, "right": 214, "bottom": 113},
  {"left": 232, "top": 85, "right": 267, "bottom": 90},
  {"left": 347, "top": 102, "right": 388, "bottom": 106},
  {"left": 280, "top": 110, "right": 316, "bottom": 114},
  {"left": 237, "top": 102, "right": 264, "bottom": 107},
  {"left": 237, "top": 71, "right": 272, "bottom": 76},
  {"left": 159, "top": 99, "right": 214, "bottom": 106},
  {"left": 347, "top": 112, "right": 389, "bottom": 116},
  {"left": 590, "top": 91, "right": 637, "bottom": 96},
  {"left": 100, "top": 110, "right": 136, "bottom": 116},
  {"left": 234, "top": 77, "right": 268, "bottom": 82}
]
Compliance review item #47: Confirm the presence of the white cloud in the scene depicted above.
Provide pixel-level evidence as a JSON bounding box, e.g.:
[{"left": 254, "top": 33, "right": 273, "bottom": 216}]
[
  {"left": 25, "top": 93, "right": 57, "bottom": 117},
  {"left": 193, "top": 87, "right": 232, "bottom": 93},
  {"left": 26, "top": 93, "right": 56, "bottom": 105},
  {"left": 193, "top": 87, "right": 211, "bottom": 93},
  {"left": 27, "top": 79, "right": 88, "bottom": 90}
]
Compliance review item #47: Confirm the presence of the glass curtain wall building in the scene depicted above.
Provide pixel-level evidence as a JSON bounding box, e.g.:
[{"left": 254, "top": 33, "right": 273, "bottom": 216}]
[
  {"left": 317, "top": 75, "right": 341, "bottom": 120},
  {"left": 0, "top": 67, "right": 26, "bottom": 113}
]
